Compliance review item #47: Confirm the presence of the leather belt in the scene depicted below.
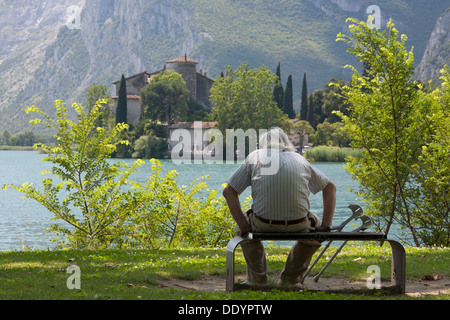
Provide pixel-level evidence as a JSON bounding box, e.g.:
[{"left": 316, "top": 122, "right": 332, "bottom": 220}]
[{"left": 255, "top": 215, "right": 307, "bottom": 225}]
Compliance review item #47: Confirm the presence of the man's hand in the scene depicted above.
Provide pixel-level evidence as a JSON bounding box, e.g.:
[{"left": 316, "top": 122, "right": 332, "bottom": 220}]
[
  {"left": 239, "top": 223, "right": 252, "bottom": 237},
  {"left": 315, "top": 225, "right": 331, "bottom": 232}
]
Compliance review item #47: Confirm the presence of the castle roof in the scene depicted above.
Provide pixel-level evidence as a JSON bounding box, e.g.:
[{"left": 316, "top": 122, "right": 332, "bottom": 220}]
[
  {"left": 166, "top": 54, "right": 198, "bottom": 64},
  {"left": 168, "top": 121, "right": 217, "bottom": 130},
  {"left": 112, "top": 71, "right": 150, "bottom": 84}
]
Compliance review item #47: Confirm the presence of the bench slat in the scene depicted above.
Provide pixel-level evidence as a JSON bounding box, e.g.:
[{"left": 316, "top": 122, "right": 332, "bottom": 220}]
[{"left": 250, "top": 231, "right": 387, "bottom": 241}]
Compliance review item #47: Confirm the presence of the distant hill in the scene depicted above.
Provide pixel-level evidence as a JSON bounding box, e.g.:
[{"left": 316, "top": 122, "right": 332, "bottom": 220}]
[{"left": 0, "top": 0, "right": 448, "bottom": 134}]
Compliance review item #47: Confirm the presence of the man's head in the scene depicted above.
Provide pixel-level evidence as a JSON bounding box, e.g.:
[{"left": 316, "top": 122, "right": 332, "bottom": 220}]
[{"left": 259, "top": 127, "right": 296, "bottom": 152}]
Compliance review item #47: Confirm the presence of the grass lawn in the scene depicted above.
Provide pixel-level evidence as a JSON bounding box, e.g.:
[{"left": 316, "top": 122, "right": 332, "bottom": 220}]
[{"left": 1, "top": 243, "right": 449, "bottom": 301}]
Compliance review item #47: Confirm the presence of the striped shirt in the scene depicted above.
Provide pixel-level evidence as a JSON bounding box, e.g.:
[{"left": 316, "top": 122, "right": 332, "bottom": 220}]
[{"left": 226, "top": 149, "right": 330, "bottom": 221}]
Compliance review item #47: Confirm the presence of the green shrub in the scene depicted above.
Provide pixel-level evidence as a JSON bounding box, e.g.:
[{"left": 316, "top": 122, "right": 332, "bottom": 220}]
[
  {"left": 304, "top": 146, "right": 362, "bottom": 162},
  {"left": 132, "top": 135, "right": 168, "bottom": 159}
]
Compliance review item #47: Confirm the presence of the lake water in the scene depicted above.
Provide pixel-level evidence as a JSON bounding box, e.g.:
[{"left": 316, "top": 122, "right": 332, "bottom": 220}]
[{"left": 1, "top": 150, "right": 367, "bottom": 251}]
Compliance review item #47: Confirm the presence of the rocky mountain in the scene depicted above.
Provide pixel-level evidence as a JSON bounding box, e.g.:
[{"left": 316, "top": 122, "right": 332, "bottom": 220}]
[
  {"left": 0, "top": 0, "right": 448, "bottom": 134},
  {"left": 416, "top": 8, "right": 450, "bottom": 83},
  {"left": 0, "top": 0, "right": 84, "bottom": 129}
]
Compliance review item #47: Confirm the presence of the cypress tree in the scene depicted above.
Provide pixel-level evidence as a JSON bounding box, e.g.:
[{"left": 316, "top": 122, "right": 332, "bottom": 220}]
[
  {"left": 273, "top": 62, "right": 284, "bottom": 112},
  {"left": 300, "top": 73, "right": 308, "bottom": 121},
  {"left": 307, "top": 93, "right": 315, "bottom": 129},
  {"left": 283, "top": 75, "right": 295, "bottom": 118},
  {"left": 116, "top": 74, "right": 128, "bottom": 124}
]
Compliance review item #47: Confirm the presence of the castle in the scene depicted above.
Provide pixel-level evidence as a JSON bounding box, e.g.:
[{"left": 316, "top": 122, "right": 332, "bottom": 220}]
[{"left": 112, "top": 55, "right": 215, "bottom": 125}]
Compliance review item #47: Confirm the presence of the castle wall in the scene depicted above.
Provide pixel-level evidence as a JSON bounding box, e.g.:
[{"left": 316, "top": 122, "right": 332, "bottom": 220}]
[
  {"left": 166, "top": 62, "right": 197, "bottom": 99},
  {"left": 127, "top": 73, "right": 149, "bottom": 96},
  {"left": 196, "top": 73, "right": 214, "bottom": 110},
  {"left": 112, "top": 96, "right": 142, "bottom": 126},
  {"left": 127, "top": 98, "right": 143, "bottom": 126},
  {"left": 114, "top": 72, "right": 149, "bottom": 96}
]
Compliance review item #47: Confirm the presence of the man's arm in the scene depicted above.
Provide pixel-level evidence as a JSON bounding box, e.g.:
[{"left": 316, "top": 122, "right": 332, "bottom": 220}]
[
  {"left": 317, "top": 181, "right": 336, "bottom": 231},
  {"left": 223, "top": 185, "right": 252, "bottom": 236}
]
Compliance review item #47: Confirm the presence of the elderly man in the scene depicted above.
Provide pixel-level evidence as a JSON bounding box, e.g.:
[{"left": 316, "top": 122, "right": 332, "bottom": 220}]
[{"left": 223, "top": 127, "right": 336, "bottom": 288}]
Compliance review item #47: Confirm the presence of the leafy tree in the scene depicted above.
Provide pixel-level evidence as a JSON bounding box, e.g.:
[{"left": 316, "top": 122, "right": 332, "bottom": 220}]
[
  {"left": 283, "top": 75, "right": 295, "bottom": 118},
  {"left": 273, "top": 62, "right": 284, "bottom": 112},
  {"left": 300, "top": 73, "right": 308, "bottom": 121},
  {"left": 9, "top": 131, "right": 36, "bottom": 146},
  {"left": 21, "top": 131, "right": 36, "bottom": 146},
  {"left": 310, "top": 121, "right": 351, "bottom": 147},
  {"left": 184, "top": 97, "right": 209, "bottom": 121},
  {"left": 132, "top": 135, "right": 168, "bottom": 159},
  {"left": 130, "top": 161, "right": 239, "bottom": 248},
  {"left": 305, "top": 78, "right": 348, "bottom": 127},
  {"left": 141, "top": 70, "right": 190, "bottom": 127},
  {"left": 5, "top": 100, "right": 134, "bottom": 248},
  {"left": 2, "top": 130, "right": 11, "bottom": 145},
  {"left": 336, "top": 18, "right": 449, "bottom": 246},
  {"left": 307, "top": 93, "right": 315, "bottom": 128},
  {"left": 310, "top": 121, "right": 332, "bottom": 146},
  {"left": 210, "top": 64, "right": 289, "bottom": 132},
  {"left": 322, "top": 78, "right": 348, "bottom": 123},
  {"left": 86, "top": 84, "right": 114, "bottom": 129},
  {"left": 330, "top": 122, "right": 351, "bottom": 147},
  {"left": 130, "top": 118, "right": 167, "bottom": 141},
  {"left": 115, "top": 74, "right": 128, "bottom": 125},
  {"left": 292, "top": 120, "right": 314, "bottom": 153},
  {"left": 113, "top": 130, "right": 133, "bottom": 158},
  {"left": 410, "top": 67, "right": 449, "bottom": 246},
  {"left": 309, "top": 89, "right": 325, "bottom": 128}
]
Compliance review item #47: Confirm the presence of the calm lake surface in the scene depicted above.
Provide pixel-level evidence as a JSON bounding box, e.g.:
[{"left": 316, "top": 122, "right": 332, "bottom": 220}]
[{"left": 1, "top": 150, "right": 367, "bottom": 251}]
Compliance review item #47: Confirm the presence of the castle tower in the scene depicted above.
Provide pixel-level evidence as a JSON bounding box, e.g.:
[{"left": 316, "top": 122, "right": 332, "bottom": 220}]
[{"left": 165, "top": 54, "right": 198, "bottom": 99}]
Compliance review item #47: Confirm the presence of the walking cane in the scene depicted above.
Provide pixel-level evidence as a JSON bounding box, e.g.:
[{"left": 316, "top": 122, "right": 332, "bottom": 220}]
[
  {"left": 300, "top": 204, "right": 364, "bottom": 284},
  {"left": 312, "top": 215, "right": 372, "bottom": 282}
]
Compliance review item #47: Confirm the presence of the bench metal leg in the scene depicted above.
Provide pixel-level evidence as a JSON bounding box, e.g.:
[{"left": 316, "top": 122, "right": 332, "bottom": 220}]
[
  {"left": 386, "top": 239, "right": 406, "bottom": 294},
  {"left": 226, "top": 236, "right": 247, "bottom": 292}
]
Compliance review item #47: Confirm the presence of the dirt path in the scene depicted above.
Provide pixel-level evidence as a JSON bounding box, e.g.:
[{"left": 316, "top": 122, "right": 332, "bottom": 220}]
[{"left": 158, "top": 274, "right": 450, "bottom": 297}]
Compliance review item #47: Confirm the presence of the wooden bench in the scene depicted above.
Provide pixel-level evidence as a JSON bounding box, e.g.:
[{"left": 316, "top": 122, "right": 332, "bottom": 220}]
[{"left": 225, "top": 231, "right": 406, "bottom": 293}]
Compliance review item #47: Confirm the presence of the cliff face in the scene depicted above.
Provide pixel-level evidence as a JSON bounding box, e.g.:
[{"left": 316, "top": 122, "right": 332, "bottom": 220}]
[
  {"left": 416, "top": 8, "right": 450, "bottom": 82},
  {"left": 0, "top": 0, "right": 80, "bottom": 60},
  {"left": 0, "top": 0, "right": 203, "bottom": 132},
  {"left": 80, "top": 0, "right": 200, "bottom": 76},
  {"left": 0, "top": 0, "right": 84, "bottom": 122}
]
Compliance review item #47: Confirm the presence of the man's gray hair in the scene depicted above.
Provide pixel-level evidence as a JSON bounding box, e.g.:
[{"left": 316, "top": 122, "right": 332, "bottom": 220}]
[{"left": 259, "top": 127, "right": 296, "bottom": 152}]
